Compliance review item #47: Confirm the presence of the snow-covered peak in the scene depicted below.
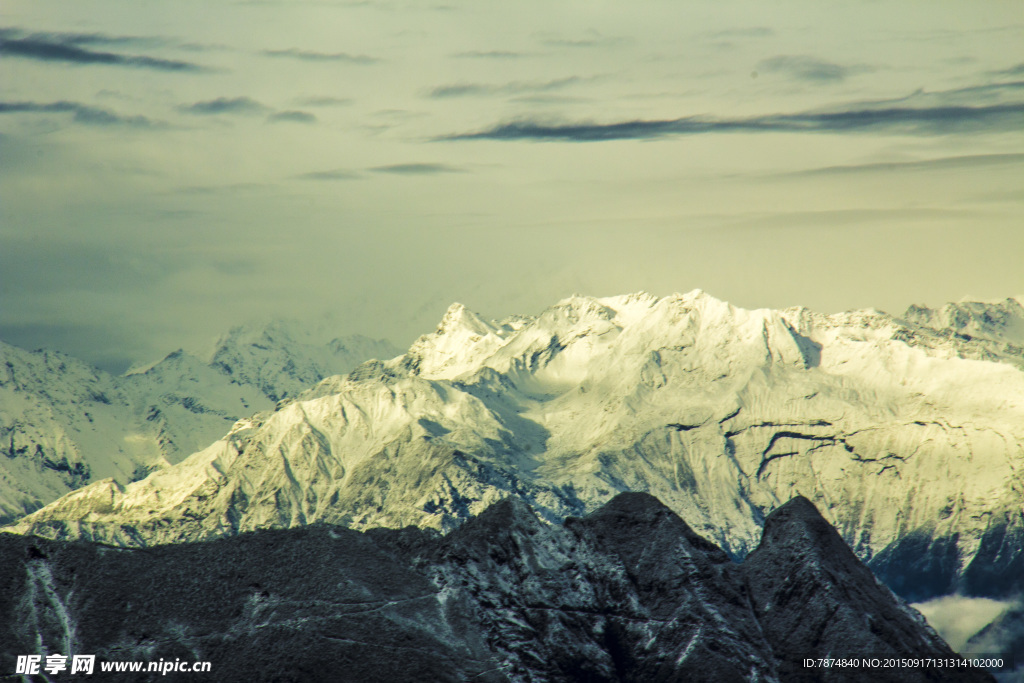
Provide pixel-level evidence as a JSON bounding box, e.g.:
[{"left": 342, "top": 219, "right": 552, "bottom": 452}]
[
  {"left": 404, "top": 304, "right": 508, "bottom": 380},
  {"left": 205, "top": 318, "right": 325, "bottom": 359},
  {"left": 437, "top": 302, "right": 495, "bottom": 337},
  {"left": 903, "top": 298, "right": 1024, "bottom": 348},
  {"left": 0, "top": 320, "right": 399, "bottom": 524},
  {"left": 207, "top": 320, "right": 400, "bottom": 401}
]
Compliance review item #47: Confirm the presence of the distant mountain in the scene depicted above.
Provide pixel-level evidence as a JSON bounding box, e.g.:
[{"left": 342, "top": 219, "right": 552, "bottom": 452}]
[
  {"left": 204, "top": 320, "right": 401, "bottom": 402},
  {"left": 0, "top": 323, "right": 400, "bottom": 523},
  {"left": 904, "top": 297, "right": 1024, "bottom": 350},
  {"left": 8, "top": 291, "right": 1022, "bottom": 617},
  {"left": 0, "top": 494, "right": 995, "bottom": 682}
]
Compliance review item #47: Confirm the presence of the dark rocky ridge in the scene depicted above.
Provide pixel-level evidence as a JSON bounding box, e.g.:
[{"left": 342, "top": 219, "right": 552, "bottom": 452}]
[{"left": 1, "top": 494, "right": 994, "bottom": 682}]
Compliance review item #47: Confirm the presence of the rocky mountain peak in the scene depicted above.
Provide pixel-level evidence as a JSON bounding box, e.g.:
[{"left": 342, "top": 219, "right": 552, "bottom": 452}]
[{"left": 2, "top": 493, "right": 996, "bottom": 682}]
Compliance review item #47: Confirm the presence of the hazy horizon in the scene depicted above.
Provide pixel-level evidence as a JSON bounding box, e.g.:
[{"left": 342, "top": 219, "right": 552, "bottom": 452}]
[{"left": 3, "top": 0, "right": 1022, "bottom": 372}]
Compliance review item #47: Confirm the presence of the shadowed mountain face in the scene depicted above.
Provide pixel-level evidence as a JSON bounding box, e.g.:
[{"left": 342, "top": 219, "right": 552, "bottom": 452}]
[{"left": 0, "top": 494, "right": 994, "bottom": 682}]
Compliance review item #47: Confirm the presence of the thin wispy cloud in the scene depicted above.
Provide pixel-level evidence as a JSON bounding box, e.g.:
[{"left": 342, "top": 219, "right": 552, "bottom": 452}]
[
  {"left": 453, "top": 50, "right": 527, "bottom": 59},
  {"left": 710, "top": 27, "right": 774, "bottom": 39},
  {"left": 295, "top": 169, "right": 363, "bottom": 181},
  {"left": 267, "top": 110, "right": 317, "bottom": 124},
  {"left": 0, "top": 100, "right": 160, "bottom": 127},
  {"left": 369, "top": 163, "right": 462, "bottom": 175},
  {"left": 757, "top": 55, "right": 872, "bottom": 83},
  {"left": 878, "top": 80, "right": 1024, "bottom": 107},
  {"left": 0, "top": 28, "right": 205, "bottom": 71},
  {"left": 795, "top": 153, "right": 1024, "bottom": 176},
  {"left": 181, "top": 97, "right": 267, "bottom": 115},
  {"left": 0, "top": 26, "right": 216, "bottom": 51},
  {"left": 440, "top": 86, "right": 1024, "bottom": 141},
  {"left": 263, "top": 48, "right": 378, "bottom": 64},
  {"left": 427, "top": 76, "right": 586, "bottom": 99},
  {"left": 538, "top": 31, "right": 626, "bottom": 49},
  {"left": 294, "top": 96, "right": 353, "bottom": 107},
  {"left": 175, "top": 182, "right": 267, "bottom": 195},
  {"left": 989, "top": 63, "right": 1024, "bottom": 78}
]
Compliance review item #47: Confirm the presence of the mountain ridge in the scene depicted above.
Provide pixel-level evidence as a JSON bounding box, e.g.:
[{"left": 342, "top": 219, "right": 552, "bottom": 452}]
[
  {"left": 1, "top": 493, "right": 995, "bottom": 682},
  {"left": 6, "top": 291, "right": 1022, "bottom": 623},
  {"left": 0, "top": 323, "right": 400, "bottom": 524}
]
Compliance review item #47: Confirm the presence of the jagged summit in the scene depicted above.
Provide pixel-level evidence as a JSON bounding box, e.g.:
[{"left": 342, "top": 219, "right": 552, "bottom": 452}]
[
  {"left": 745, "top": 495, "right": 971, "bottom": 682},
  {"left": 749, "top": 494, "right": 877, "bottom": 586},
  {"left": 758, "top": 495, "right": 839, "bottom": 546}
]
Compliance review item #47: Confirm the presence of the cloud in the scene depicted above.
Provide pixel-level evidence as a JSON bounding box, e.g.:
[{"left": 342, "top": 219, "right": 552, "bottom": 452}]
[
  {"left": 294, "top": 96, "right": 353, "bottom": 107},
  {"left": 453, "top": 50, "right": 527, "bottom": 59},
  {"left": 912, "top": 595, "right": 1015, "bottom": 651},
  {"left": 295, "top": 169, "right": 363, "bottom": 181},
  {"left": 0, "top": 322, "right": 142, "bottom": 375},
  {"left": 0, "top": 28, "right": 205, "bottom": 71},
  {"left": 267, "top": 110, "right": 317, "bottom": 124},
  {"left": 440, "top": 89, "right": 1024, "bottom": 141},
  {"left": 0, "top": 238, "right": 179, "bottom": 299},
  {"left": 0, "top": 100, "right": 160, "bottom": 127},
  {"left": 538, "top": 31, "right": 626, "bottom": 49},
  {"left": 174, "top": 182, "right": 267, "bottom": 195},
  {"left": 710, "top": 27, "right": 774, "bottom": 39},
  {"left": 757, "top": 55, "right": 872, "bottom": 82},
  {"left": 795, "top": 153, "right": 1024, "bottom": 176},
  {"left": 262, "top": 48, "right": 378, "bottom": 64},
  {"left": 991, "top": 63, "right": 1024, "bottom": 78},
  {"left": 181, "top": 97, "right": 267, "bottom": 115},
  {"left": 872, "top": 80, "right": 1024, "bottom": 108},
  {"left": 369, "top": 163, "right": 462, "bottom": 175},
  {"left": 0, "top": 26, "right": 214, "bottom": 51},
  {"left": 427, "top": 76, "right": 586, "bottom": 98}
]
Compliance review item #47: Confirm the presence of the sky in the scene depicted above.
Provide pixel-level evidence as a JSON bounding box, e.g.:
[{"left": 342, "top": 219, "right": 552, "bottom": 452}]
[{"left": 1, "top": 0, "right": 1022, "bottom": 373}]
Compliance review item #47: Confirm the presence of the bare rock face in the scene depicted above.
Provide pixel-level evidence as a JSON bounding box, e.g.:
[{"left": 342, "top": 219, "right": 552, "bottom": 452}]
[
  {"left": 0, "top": 494, "right": 995, "bottom": 682},
  {"left": 743, "top": 496, "right": 987, "bottom": 682}
]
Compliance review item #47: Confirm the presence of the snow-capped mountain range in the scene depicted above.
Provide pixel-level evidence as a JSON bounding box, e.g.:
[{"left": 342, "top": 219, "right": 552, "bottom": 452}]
[
  {"left": 0, "top": 323, "right": 399, "bottom": 524},
  {"left": 5, "top": 292, "right": 1024, "bottom": 606}
]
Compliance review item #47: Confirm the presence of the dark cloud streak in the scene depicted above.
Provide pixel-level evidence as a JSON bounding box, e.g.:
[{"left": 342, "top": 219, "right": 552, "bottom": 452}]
[
  {"left": 369, "top": 163, "right": 462, "bottom": 175},
  {"left": 440, "top": 103, "right": 1024, "bottom": 142},
  {"left": 757, "top": 55, "right": 872, "bottom": 83},
  {"left": 0, "top": 29, "right": 205, "bottom": 71},
  {"left": 263, "top": 48, "right": 378, "bottom": 64},
  {"left": 181, "top": 97, "right": 267, "bottom": 115},
  {"left": 428, "top": 76, "right": 585, "bottom": 98},
  {"left": 0, "top": 100, "right": 160, "bottom": 127},
  {"left": 295, "top": 169, "right": 363, "bottom": 181},
  {"left": 267, "top": 110, "right": 317, "bottom": 123}
]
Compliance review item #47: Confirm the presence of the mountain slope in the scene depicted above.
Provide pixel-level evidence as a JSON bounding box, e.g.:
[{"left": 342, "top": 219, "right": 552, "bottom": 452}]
[
  {"left": 1, "top": 494, "right": 993, "bottom": 682},
  {"left": 0, "top": 325, "right": 399, "bottom": 524},
  {"left": 7, "top": 292, "right": 1024, "bottom": 606}
]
